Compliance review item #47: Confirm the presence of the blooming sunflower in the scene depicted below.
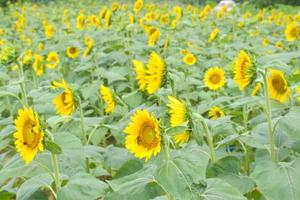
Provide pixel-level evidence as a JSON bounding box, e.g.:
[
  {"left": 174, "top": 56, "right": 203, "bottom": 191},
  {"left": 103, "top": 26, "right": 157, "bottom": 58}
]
[
  {"left": 233, "top": 50, "right": 254, "bottom": 90},
  {"left": 148, "top": 27, "right": 160, "bottom": 47},
  {"left": 285, "top": 22, "right": 298, "bottom": 42},
  {"left": 262, "top": 38, "right": 269, "bottom": 46},
  {"left": 105, "top": 10, "right": 112, "bottom": 28},
  {"left": 44, "top": 24, "right": 55, "bottom": 39},
  {"left": 296, "top": 86, "right": 300, "bottom": 103},
  {"left": 167, "top": 96, "right": 189, "bottom": 144},
  {"left": 124, "top": 109, "right": 161, "bottom": 161},
  {"left": 208, "top": 28, "right": 219, "bottom": 43},
  {"left": 83, "top": 36, "right": 94, "bottom": 57},
  {"left": 132, "top": 59, "right": 147, "bottom": 91},
  {"left": 267, "top": 69, "right": 290, "bottom": 103},
  {"left": 146, "top": 52, "right": 165, "bottom": 94},
  {"left": 134, "top": 0, "right": 143, "bottom": 14},
  {"left": 275, "top": 41, "right": 283, "bottom": 48},
  {"left": 76, "top": 13, "right": 85, "bottom": 30},
  {"left": 208, "top": 106, "right": 225, "bottom": 120},
  {"left": 14, "top": 107, "right": 44, "bottom": 164},
  {"left": 183, "top": 53, "right": 196, "bottom": 66},
  {"left": 251, "top": 82, "right": 261, "bottom": 96},
  {"left": 32, "top": 54, "right": 44, "bottom": 76},
  {"left": 46, "top": 51, "right": 59, "bottom": 69},
  {"left": 52, "top": 79, "right": 75, "bottom": 116},
  {"left": 100, "top": 85, "right": 115, "bottom": 113},
  {"left": 204, "top": 67, "right": 226, "bottom": 90},
  {"left": 66, "top": 47, "right": 79, "bottom": 59}
]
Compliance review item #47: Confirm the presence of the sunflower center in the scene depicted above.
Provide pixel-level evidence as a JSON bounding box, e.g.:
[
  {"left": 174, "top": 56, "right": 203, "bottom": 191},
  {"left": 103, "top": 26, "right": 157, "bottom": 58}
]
[
  {"left": 187, "top": 56, "right": 194, "bottom": 63},
  {"left": 138, "top": 125, "right": 158, "bottom": 149},
  {"left": 290, "top": 27, "right": 297, "bottom": 37},
  {"left": 209, "top": 74, "right": 221, "bottom": 84},
  {"left": 69, "top": 47, "right": 77, "bottom": 54},
  {"left": 272, "top": 76, "right": 286, "bottom": 93},
  {"left": 23, "top": 120, "right": 40, "bottom": 149}
]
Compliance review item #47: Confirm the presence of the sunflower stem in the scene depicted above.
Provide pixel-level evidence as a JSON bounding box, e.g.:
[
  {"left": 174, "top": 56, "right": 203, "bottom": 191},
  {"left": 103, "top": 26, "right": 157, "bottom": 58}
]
[
  {"left": 199, "top": 116, "right": 216, "bottom": 163},
  {"left": 17, "top": 61, "right": 28, "bottom": 107},
  {"left": 163, "top": 136, "right": 170, "bottom": 161},
  {"left": 262, "top": 69, "right": 276, "bottom": 162},
  {"left": 51, "top": 152, "right": 61, "bottom": 192}
]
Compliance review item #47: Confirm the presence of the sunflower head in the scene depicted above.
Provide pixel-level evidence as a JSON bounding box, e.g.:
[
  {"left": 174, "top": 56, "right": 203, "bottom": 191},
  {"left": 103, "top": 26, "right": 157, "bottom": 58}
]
[
  {"left": 134, "top": 0, "right": 143, "bottom": 14},
  {"left": 183, "top": 53, "right": 196, "bottom": 66},
  {"left": 204, "top": 67, "right": 226, "bottom": 90},
  {"left": 132, "top": 59, "right": 147, "bottom": 91},
  {"left": 46, "top": 51, "right": 59, "bottom": 69},
  {"left": 251, "top": 82, "right": 261, "bottom": 96},
  {"left": 14, "top": 107, "right": 44, "bottom": 164},
  {"left": 208, "top": 28, "right": 219, "bottom": 43},
  {"left": 124, "top": 109, "right": 161, "bottom": 161},
  {"left": 76, "top": 13, "right": 85, "bottom": 30},
  {"left": 32, "top": 54, "right": 44, "bottom": 76},
  {"left": 296, "top": 86, "right": 300, "bottom": 104},
  {"left": 100, "top": 85, "right": 115, "bottom": 113},
  {"left": 66, "top": 47, "right": 79, "bottom": 59},
  {"left": 275, "top": 41, "right": 283, "bottom": 48},
  {"left": 285, "top": 22, "right": 298, "bottom": 42},
  {"left": 44, "top": 24, "right": 55, "bottom": 39},
  {"left": 267, "top": 69, "right": 290, "bottom": 103},
  {"left": 167, "top": 96, "right": 189, "bottom": 144},
  {"left": 208, "top": 106, "right": 225, "bottom": 120},
  {"left": 52, "top": 79, "right": 76, "bottom": 116}
]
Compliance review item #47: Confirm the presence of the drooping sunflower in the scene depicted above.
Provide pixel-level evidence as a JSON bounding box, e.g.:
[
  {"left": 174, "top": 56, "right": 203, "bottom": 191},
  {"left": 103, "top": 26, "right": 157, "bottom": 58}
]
[
  {"left": 208, "top": 106, "right": 225, "bottom": 120},
  {"left": 32, "top": 54, "right": 44, "bottom": 76},
  {"left": 105, "top": 10, "right": 112, "bottom": 28},
  {"left": 147, "top": 27, "right": 160, "bottom": 47},
  {"left": 208, "top": 28, "right": 219, "bottom": 43},
  {"left": 132, "top": 59, "right": 147, "bottom": 91},
  {"left": 76, "top": 13, "right": 85, "bottom": 30},
  {"left": 183, "top": 53, "right": 196, "bottom": 66},
  {"left": 145, "top": 52, "right": 165, "bottom": 94},
  {"left": 204, "top": 67, "right": 226, "bottom": 90},
  {"left": 134, "top": 0, "right": 143, "bottom": 14},
  {"left": 52, "top": 79, "right": 75, "bottom": 116},
  {"left": 14, "top": 107, "right": 44, "bottom": 164},
  {"left": 267, "top": 69, "right": 291, "bottom": 103},
  {"left": 251, "top": 82, "right": 261, "bottom": 96},
  {"left": 233, "top": 50, "right": 254, "bottom": 90},
  {"left": 285, "top": 22, "right": 298, "bottom": 42},
  {"left": 167, "top": 96, "right": 189, "bottom": 144},
  {"left": 124, "top": 109, "right": 161, "bottom": 161},
  {"left": 66, "top": 47, "right": 79, "bottom": 59},
  {"left": 99, "top": 85, "right": 115, "bottom": 113},
  {"left": 46, "top": 51, "right": 59, "bottom": 69},
  {"left": 83, "top": 36, "right": 94, "bottom": 57}
]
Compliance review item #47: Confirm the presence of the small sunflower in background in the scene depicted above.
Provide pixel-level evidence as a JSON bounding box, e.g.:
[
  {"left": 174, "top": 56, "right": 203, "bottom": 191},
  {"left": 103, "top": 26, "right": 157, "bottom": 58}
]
[
  {"left": 285, "top": 22, "right": 298, "bottom": 41},
  {"left": 124, "top": 109, "right": 161, "bottom": 161},
  {"left": 14, "top": 107, "right": 44, "bottom": 164},
  {"left": 204, "top": 67, "right": 226, "bottom": 90},
  {"left": 52, "top": 79, "right": 76, "bottom": 116},
  {"left": 32, "top": 54, "right": 44, "bottom": 76},
  {"left": 66, "top": 46, "right": 79, "bottom": 59},
  {"left": 132, "top": 59, "right": 147, "bottom": 91},
  {"left": 208, "top": 106, "right": 225, "bottom": 120},
  {"left": 267, "top": 69, "right": 290, "bottom": 103},
  {"left": 46, "top": 51, "right": 59, "bottom": 69},
  {"left": 251, "top": 82, "right": 261, "bottom": 96},
  {"left": 183, "top": 53, "right": 196, "bottom": 66},
  {"left": 167, "top": 96, "right": 189, "bottom": 145},
  {"left": 233, "top": 50, "right": 254, "bottom": 91},
  {"left": 44, "top": 24, "right": 55, "bottom": 39},
  {"left": 134, "top": 0, "right": 143, "bottom": 14},
  {"left": 262, "top": 37, "right": 269, "bottom": 46},
  {"left": 275, "top": 41, "right": 283, "bottom": 48},
  {"left": 76, "top": 12, "right": 85, "bottom": 30},
  {"left": 208, "top": 28, "right": 219, "bottom": 43},
  {"left": 296, "top": 86, "right": 300, "bottom": 103},
  {"left": 100, "top": 85, "right": 115, "bottom": 114}
]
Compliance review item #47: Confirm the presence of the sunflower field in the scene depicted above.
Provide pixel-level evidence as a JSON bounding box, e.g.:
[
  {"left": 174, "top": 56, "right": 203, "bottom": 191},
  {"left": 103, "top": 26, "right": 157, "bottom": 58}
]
[{"left": 0, "top": 0, "right": 300, "bottom": 199}]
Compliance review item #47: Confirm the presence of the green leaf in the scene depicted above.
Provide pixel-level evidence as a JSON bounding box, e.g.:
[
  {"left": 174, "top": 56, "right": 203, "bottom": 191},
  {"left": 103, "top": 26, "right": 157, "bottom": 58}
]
[
  {"left": 122, "top": 90, "right": 143, "bottom": 108},
  {"left": 57, "top": 173, "right": 108, "bottom": 200},
  {"left": 276, "top": 107, "right": 300, "bottom": 141},
  {"left": 165, "top": 122, "right": 189, "bottom": 136},
  {"left": 44, "top": 140, "right": 62, "bottom": 154}
]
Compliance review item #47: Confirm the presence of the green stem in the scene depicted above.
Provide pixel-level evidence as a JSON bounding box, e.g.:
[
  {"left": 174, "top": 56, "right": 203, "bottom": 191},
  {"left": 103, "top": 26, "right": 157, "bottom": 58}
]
[
  {"left": 163, "top": 136, "right": 170, "bottom": 161},
  {"left": 17, "top": 62, "right": 28, "bottom": 107},
  {"left": 199, "top": 117, "right": 216, "bottom": 162},
  {"left": 262, "top": 69, "right": 276, "bottom": 162},
  {"left": 51, "top": 152, "right": 61, "bottom": 191}
]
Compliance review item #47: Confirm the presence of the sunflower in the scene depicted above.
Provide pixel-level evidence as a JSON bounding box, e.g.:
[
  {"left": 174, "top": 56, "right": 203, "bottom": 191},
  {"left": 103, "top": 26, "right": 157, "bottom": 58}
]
[
  {"left": 173, "top": 5, "right": 182, "bottom": 21},
  {"left": 83, "top": 36, "right": 94, "bottom": 57},
  {"left": 44, "top": 24, "right": 55, "bottom": 39},
  {"left": 100, "top": 85, "right": 115, "bottom": 113},
  {"left": 208, "top": 106, "right": 225, "bottom": 120},
  {"left": 233, "top": 50, "right": 254, "bottom": 90},
  {"left": 46, "top": 51, "right": 59, "bottom": 69},
  {"left": 14, "top": 107, "right": 44, "bottom": 164},
  {"left": 251, "top": 82, "right": 261, "bottom": 96},
  {"left": 285, "top": 22, "right": 298, "bottom": 42},
  {"left": 52, "top": 79, "right": 75, "bottom": 116},
  {"left": 124, "top": 109, "right": 161, "bottom": 161},
  {"left": 262, "top": 38, "right": 269, "bottom": 46},
  {"left": 66, "top": 47, "right": 79, "bottom": 59},
  {"left": 296, "top": 86, "right": 300, "bottom": 103},
  {"left": 204, "top": 67, "right": 226, "bottom": 90},
  {"left": 111, "top": 2, "right": 119, "bottom": 12},
  {"left": 105, "top": 10, "right": 112, "bottom": 28},
  {"left": 23, "top": 49, "right": 33, "bottom": 65},
  {"left": 132, "top": 59, "right": 147, "bottom": 91},
  {"left": 148, "top": 27, "right": 160, "bottom": 46},
  {"left": 32, "top": 54, "right": 44, "bottom": 76},
  {"left": 134, "top": 0, "right": 143, "bottom": 14},
  {"left": 167, "top": 96, "right": 189, "bottom": 144},
  {"left": 76, "top": 13, "right": 85, "bottom": 30},
  {"left": 208, "top": 28, "right": 219, "bottom": 43},
  {"left": 183, "top": 53, "right": 196, "bottom": 66},
  {"left": 267, "top": 69, "right": 290, "bottom": 103},
  {"left": 38, "top": 42, "right": 44, "bottom": 51},
  {"left": 275, "top": 41, "right": 283, "bottom": 48},
  {"left": 146, "top": 52, "right": 165, "bottom": 94}
]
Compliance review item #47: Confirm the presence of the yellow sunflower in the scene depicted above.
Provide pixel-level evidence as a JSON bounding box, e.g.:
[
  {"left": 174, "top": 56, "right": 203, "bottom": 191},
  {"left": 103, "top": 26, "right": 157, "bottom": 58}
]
[
  {"left": 296, "top": 86, "right": 300, "bottom": 103},
  {"left": 251, "top": 82, "right": 261, "bottom": 96},
  {"left": 52, "top": 79, "right": 75, "bottom": 116},
  {"left": 100, "top": 85, "right": 115, "bottom": 113},
  {"left": 44, "top": 24, "right": 55, "bottom": 39},
  {"left": 32, "top": 54, "right": 44, "bottom": 76},
  {"left": 167, "top": 96, "right": 189, "bottom": 144},
  {"left": 262, "top": 38, "right": 269, "bottom": 46},
  {"left": 183, "top": 53, "right": 196, "bottom": 66},
  {"left": 134, "top": 0, "right": 143, "bottom": 14},
  {"left": 204, "top": 67, "right": 226, "bottom": 90},
  {"left": 148, "top": 27, "right": 160, "bottom": 47},
  {"left": 285, "top": 22, "right": 298, "bottom": 42},
  {"left": 267, "top": 69, "right": 291, "bottom": 103},
  {"left": 233, "top": 50, "right": 254, "bottom": 90},
  {"left": 124, "top": 109, "right": 161, "bottom": 161},
  {"left": 66, "top": 47, "right": 79, "bottom": 59},
  {"left": 275, "top": 41, "right": 283, "bottom": 48},
  {"left": 76, "top": 13, "right": 85, "bottom": 30},
  {"left": 145, "top": 52, "right": 165, "bottom": 94},
  {"left": 208, "top": 106, "right": 225, "bottom": 120},
  {"left": 105, "top": 10, "right": 112, "bottom": 28},
  {"left": 83, "top": 36, "right": 94, "bottom": 57},
  {"left": 208, "top": 28, "right": 219, "bottom": 43},
  {"left": 132, "top": 59, "right": 147, "bottom": 91},
  {"left": 14, "top": 107, "right": 44, "bottom": 164},
  {"left": 46, "top": 51, "right": 59, "bottom": 69},
  {"left": 23, "top": 49, "right": 33, "bottom": 65}
]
